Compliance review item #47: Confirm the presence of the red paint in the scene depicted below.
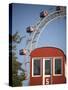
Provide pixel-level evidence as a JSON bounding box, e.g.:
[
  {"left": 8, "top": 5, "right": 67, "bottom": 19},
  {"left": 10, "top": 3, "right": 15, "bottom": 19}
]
[{"left": 30, "top": 47, "right": 66, "bottom": 85}]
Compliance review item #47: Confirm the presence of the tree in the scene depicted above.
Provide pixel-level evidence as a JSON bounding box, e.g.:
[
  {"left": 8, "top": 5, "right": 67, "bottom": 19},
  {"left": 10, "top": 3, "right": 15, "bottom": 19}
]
[{"left": 9, "top": 32, "right": 26, "bottom": 87}]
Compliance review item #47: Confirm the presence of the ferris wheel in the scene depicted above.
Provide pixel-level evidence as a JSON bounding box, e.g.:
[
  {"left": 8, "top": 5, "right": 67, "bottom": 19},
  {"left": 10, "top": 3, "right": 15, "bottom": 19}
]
[{"left": 19, "top": 6, "right": 66, "bottom": 83}]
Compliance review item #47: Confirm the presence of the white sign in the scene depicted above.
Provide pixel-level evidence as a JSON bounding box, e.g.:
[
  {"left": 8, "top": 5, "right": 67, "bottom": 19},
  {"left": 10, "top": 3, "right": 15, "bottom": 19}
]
[{"left": 46, "top": 78, "right": 49, "bottom": 85}]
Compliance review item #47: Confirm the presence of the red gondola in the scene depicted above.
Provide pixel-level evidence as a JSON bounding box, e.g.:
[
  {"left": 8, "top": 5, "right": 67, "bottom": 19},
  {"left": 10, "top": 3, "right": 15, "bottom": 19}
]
[
  {"left": 40, "top": 11, "right": 48, "bottom": 18},
  {"left": 26, "top": 26, "right": 35, "bottom": 33},
  {"left": 30, "top": 47, "right": 66, "bottom": 85}
]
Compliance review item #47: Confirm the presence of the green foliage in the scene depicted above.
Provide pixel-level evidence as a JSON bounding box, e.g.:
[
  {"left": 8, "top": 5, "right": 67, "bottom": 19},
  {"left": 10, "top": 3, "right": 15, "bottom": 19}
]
[
  {"left": 12, "top": 73, "right": 22, "bottom": 87},
  {"left": 12, "top": 60, "right": 25, "bottom": 87},
  {"left": 12, "top": 32, "right": 23, "bottom": 43},
  {"left": 9, "top": 32, "right": 25, "bottom": 86}
]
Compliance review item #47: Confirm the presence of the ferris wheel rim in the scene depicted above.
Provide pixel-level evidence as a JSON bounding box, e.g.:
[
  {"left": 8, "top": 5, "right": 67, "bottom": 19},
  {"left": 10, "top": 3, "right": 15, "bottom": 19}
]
[
  {"left": 35, "top": 15, "right": 66, "bottom": 48},
  {"left": 30, "top": 10, "right": 66, "bottom": 51}
]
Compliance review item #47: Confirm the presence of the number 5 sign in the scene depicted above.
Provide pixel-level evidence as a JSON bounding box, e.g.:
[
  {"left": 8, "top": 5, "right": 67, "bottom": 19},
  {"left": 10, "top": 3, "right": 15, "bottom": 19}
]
[{"left": 45, "top": 78, "right": 49, "bottom": 85}]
